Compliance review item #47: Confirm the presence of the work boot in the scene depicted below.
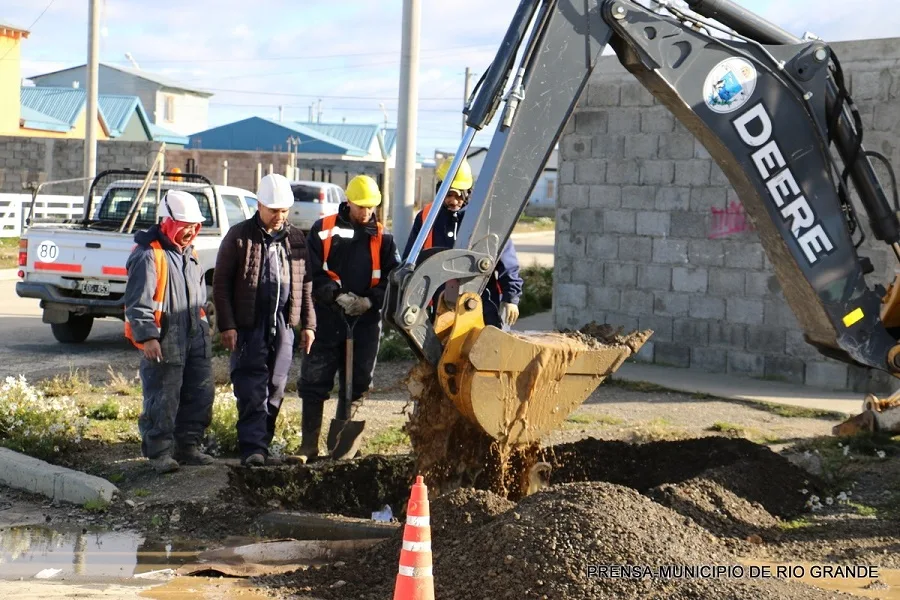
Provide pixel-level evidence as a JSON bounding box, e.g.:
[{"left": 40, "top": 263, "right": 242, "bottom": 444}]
[
  {"left": 174, "top": 445, "right": 215, "bottom": 466},
  {"left": 265, "top": 455, "right": 284, "bottom": 466},
  {"left": 149, "top": 455, "right": 179, "bottom": 474},
  {"left": 287, "top": 400, "right": 323, "bottom": 464},
  {"left": 242, "top": 453, "right": 266, "bottom": 468}
]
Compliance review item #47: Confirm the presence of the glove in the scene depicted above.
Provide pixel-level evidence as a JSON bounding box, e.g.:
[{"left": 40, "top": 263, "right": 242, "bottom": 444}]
[
  {"left": 335, "top": 292, "right": 358, "bottom": 312},
  {"left": 345, "top": 295, "right": 373, "bottom": 317},
  {"left": 501, "top": 302, "right": 520, "bottom": 326}
]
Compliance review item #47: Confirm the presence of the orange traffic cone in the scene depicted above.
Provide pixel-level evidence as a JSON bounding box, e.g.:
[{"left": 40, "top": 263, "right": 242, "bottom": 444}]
[{"left": 393, "top": 475, "right": 435, "bottom": 600}]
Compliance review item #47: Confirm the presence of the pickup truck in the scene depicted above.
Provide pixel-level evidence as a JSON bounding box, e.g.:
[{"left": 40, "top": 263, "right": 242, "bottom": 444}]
[
  {"left": 16, "top": 169, "right": 257, "bottom": 343},
  {"left": 288, "top": 180, "right": 344, "bottom": 232}
]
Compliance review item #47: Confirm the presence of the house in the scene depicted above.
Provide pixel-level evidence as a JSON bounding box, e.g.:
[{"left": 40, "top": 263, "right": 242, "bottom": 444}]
[
  {"left": 27, "top": 62, "right": 213, "bottom": 136},
  {"left": 0, "top": 21, "right": 33, "bottom": 135},
  {"left": 300, "top": 122, "right": 398, "bottom": 165}
]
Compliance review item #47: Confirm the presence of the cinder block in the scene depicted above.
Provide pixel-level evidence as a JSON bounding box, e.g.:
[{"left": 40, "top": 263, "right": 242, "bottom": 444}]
[
  {"left": 575, "top": 161, "right": 606, "bottom": 184},
  {"left": 652, "top": 239, "right": 689, "bottom": 264},
  {"left": 674, "top": 160, "right": 712, "bottom": 186},
  {"left": 708, "top": 269, "right": 744, "bottom": 296},
  {"left": 640, "top": 106, "right": 676, "bottom": 132},
  {"left": 873, "top": 103, "right": 900, "bottom": 132},
  {"left": 603, "top": 210, "right": 636, "bottom": 234},
  {"left": 691, "top": 347, "right": 727, "bottom": 373},
  {"left": 623, "top": 135, "right": 659, "bottom": 158},
  {"left": 639, "top": 160, "right": 675, "bottom": 185},
  {"left": 588, "top": 286, "right": 621, "bottom": 311},
  {"left": 604, "top": 263, "right": 637, "bottom": 287},
  {"left": 605, "top": 311, "right": 640, "bottom": 332},
  {"left": 557, "top": 232, "right": 586, "bottom": 258},
  {"left": 558, "top": 184, "right": 590, "bottom": 209},
  {"left": 723, "top": 241, "right": 764, "bottom": 269},
  {"left": 555, "top": 257, "right": 574, "bottom": 284},
  {"left": 689, "top": 296, "right": 725, "bottom": 320},
  {"left": 573, "top": 259, "right": 606, "bottom": 284},
  {"left": 557, "top": 283, "right": 588, "bottom": 309},
  {"left": 587, "top": 83, "right": 620, "bottom": 107},
  {"left": 605, "top": 160, "right": 642, "bottom": 184},
  {"left": 745, "top": 272, "right": 780, "bottom": 297},
  {"left": 571, "top": 208, "right": 603, "bottom": 233},
  {"left": 652, "top": 291, "right": 691, "bottom": 317},
  {"left": 673, "top": 318, "right": 709, "bottom": 345},
  {"left": 670, "top": 211, "right": 709, "bottom": 239},
  {"left": 746, "top": 327, "right": 787, "bottom": 354},
  {"left": 636, "top": 211, "right": 670, "bottom": 236},
  {"left": 785, "top": 330, "right": 822, "bottom": 361},
  {"left": 765, "top": 357, "right": 805, "bottom": 385},
  {"left": 638, "top": 315, "right": 673, "bottom": 342},
  {"left": 727, "top": 351, "right": 765, "bottom": 377},
  {"left": 709, "top": 322, "right": 746, "bottom": 348},
  {"left": 632, "top": 341, "right": 655, "bottom": 363},
  {"left": 587, "top": 235, "right": 619, "bottom": 258},
  {"left": 589, "top": 185, "right": 622, "bottom": 209},
  {"left": 764, "top": 299, "right": 799, "bottom": 328},
  {"left": 575, "top": 110, "right": 609, "bottom": 133},
  {"left": 638, "top": 265, "right": 672, "bottom": 291},
  {"left": 656, "top": 187, "right": 691, "bottom": 211},
  {"left": 709, "top": 165, "right": 731, "bottom": 186},
  {"left": 672, "top": 267, "right": 708, "bottom": 293},
  {"left": 621, "top": 185, "right": 656, "bottom": 210},
  {"left": 654, "top": 342, "right": 690, "bottom": 368},
  {"left": 620, "top": 289, "right": 655, "bottom": 316},
  {"left": 805, "top": 361, "right": 849, "bottom": 390},
  {"left": 726, "top": 297, "right": 765, "bottom": 325},
  {"left": 559, "top": 162, "right": 575, "bottom": 184},
  {"left": 607, "top": 109, "right": 642, "bottom": 133},
  {"left": 851, "top": 70, "right": 891, "bottom": 101},
  {"left": 658, "top": 134, "right": 696, "bottom": 160},
  {"left": 618, "top": 236, "right": 653, "bottom": 262},
  {"left": 561, "top": 136, "right": 593, "bottom": 160},
  {"left": 689, "top": 187, "right": 728, "bottom": 213},
  {"left": 592, "top": 135, "right": 626, "bottom": 158},
  {"left": 556, "top": 208, "right": 573, "bottom": 232},
  {"left": 619, "top": 81, "right": 655, "bottom": 106}
]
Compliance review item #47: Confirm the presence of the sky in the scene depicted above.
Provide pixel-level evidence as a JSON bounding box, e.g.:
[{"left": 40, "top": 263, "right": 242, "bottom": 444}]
[{"left": 3, "top": 0, "right": 900, "bottom": 159}]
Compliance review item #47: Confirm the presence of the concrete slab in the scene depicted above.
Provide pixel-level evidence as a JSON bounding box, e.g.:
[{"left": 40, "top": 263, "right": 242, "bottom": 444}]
[{"left": 0, "top": 448, "right": 118, "bottom": 505}]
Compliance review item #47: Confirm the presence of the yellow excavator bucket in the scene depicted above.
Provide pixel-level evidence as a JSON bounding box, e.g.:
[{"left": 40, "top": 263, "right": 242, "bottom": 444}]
[{"left": 435, "top": 292, "right": 650, "bottom": 446}]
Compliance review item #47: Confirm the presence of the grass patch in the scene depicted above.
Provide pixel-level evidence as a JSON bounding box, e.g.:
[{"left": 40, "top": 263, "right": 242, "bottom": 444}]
[
  {"left": 0, "top": 237, "right": 18, "bottom": 270},
  {"left": 849, "top": 502, "right": 878, "bottom": 517},
  {"left": 378, "top": 328, "right": 415, "bottom": 362},
  {"left": 108, "top": 472, "right": 125, "bottom": 484},
  {"left": 707, "top": 421, "right": 782, "bottom": 445},
  {"left": 740, "top": 400, "right": 846, "bottom": 421},
  {"left": 708, "top": 421, "right": 747, "bottom": 435},
  {"left": 83, "top": 498, "right": 109, "bottom": 512},
  {"left": 606, "top": 377, "right": 675, "bottom": 394},
  {"left": 86, "top": 399, "right": 120, "bottom": 420},
  {"left": 133, "top": 488, "right": 151, "bottom": 498},
  {"left": 627, "top": 417, "right": 690, "bottom": 443},
  {"left": 40, "top": 368, "right": 94, "bottom": 398},
  {"left": 514, "top": 215, "right": 555, "bottom": 233},
  {"left": 518, "top": 265, "right": 553, "bottom": 319},
  {"left": 106, "top": 366, "right": 142, "bottom": 397},
  {"left": 203, "top": 388, "right": 304, "bottom": 457},
  {"left": 777, "top": 517, "right": 814, "bottom": 531},
  {"left": 565, "top": 414, "right": 595, "bottom": 425},
  {"left": 362, "top": 425, "right": 410, "bottom": 455}
]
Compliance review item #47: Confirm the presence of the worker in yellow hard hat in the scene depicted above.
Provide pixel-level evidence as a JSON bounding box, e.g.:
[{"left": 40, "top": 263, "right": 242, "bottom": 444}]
[
  {"left": 296, "top": 174, "right": 401, "bottom": 462},
  {"left": 402, "top": 156, "right": 523, "bottom": 330}
]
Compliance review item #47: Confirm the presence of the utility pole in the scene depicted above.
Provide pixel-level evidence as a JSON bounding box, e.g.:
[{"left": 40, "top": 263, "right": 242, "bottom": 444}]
[
  {"left": 462, "top": 67, "right": 472, "bottom": 138},
  {"left": 393, "top": 0, "right": 420, "bottom": 244},
  {"left": 83, "top": 0, "right": 100, "bottom": 196}
]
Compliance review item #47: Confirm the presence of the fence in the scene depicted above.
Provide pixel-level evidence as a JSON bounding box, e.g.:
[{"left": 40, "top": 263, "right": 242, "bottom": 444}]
[{"left": 0, "top": 194, "right": 85, "bottom": 238}]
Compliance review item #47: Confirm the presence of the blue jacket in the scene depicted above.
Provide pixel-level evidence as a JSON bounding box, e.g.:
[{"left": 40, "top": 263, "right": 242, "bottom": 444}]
[{"left": 403, "top": 202, "right": 523, "bottom": 313}]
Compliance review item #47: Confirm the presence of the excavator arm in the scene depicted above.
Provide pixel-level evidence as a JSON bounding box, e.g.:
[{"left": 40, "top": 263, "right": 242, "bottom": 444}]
[{"left": 385, "top": 0, "right": 900, "bottom": 445}]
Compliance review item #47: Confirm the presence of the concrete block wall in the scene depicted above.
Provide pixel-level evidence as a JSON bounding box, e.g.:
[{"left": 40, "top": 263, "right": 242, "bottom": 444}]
[{"left": 556, "top": 37, "right": 900, "bottom": 393}]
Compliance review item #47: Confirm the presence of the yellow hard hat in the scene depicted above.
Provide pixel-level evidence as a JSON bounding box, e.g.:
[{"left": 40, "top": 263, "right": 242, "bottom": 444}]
[
  {"left": 346, "top": 175, "right": 382, "bottom": 207},
  {"left": 436, "top": 156, "right": 473, "bottom": 190}
]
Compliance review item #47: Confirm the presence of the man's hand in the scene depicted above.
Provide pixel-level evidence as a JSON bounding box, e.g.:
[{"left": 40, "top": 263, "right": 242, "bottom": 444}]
[
  {"left": 501, "top": 302, "right": 520, "bottom": 326},
  {"left": 220, "top": 329, "right": 238, "bottom": 352},
  {"left": 346, "top": 296, "right": 372, "bottom": 316},
  {"left": 336, "top": 292, "right": 358, "bottom": 312},
  {"left": 142, "top": 339, "right": 163, "bottom": 362},
  {"left": 300, "top": 328, "right": 315, "bottom": 353}
]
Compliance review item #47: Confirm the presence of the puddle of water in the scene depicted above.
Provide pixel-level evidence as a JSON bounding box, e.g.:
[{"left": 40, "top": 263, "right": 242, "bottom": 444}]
[
  {"left": 745, "top": 561, "right": 900, "bottom": 599},
  {"left": 0, "top": 525, "right": 201, "bottom": 580}
]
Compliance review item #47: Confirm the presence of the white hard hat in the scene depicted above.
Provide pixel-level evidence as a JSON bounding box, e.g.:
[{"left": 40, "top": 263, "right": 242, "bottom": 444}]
[
  {"left": 257, "top": 173, "right": 294, "bottom": 209},
  {"left": 160, "top": 189, "right": 205, "bottom": 223}
]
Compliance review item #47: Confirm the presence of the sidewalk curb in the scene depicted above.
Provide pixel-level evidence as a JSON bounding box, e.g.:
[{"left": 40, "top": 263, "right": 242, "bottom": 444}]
[
  {"left": 510, "top": 230, "right": 555, "bottom": 239},
  {"left": 0, "top": 447, "right": 118, "bottom": 505}
]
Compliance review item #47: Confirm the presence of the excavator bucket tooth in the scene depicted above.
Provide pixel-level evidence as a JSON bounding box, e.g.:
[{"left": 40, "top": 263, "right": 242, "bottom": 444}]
[{"left": 437, "top": 293, "right": 650, "bottom": 446}]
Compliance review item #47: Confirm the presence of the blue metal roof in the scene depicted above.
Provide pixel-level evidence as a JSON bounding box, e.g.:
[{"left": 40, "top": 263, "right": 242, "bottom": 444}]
[
  {"left": 19, "top": 106, "right": 69, "bottom": 132},
  {"left": 20, "top": 86, "right": 87, "bottom": 126},
  {"left": 301, "top": 122, "right": 397, "bottom": 156},
  {"left": 97, "top": 94, "right": 141, "bottom": 135},
  {"left": 149, "top": 123, "right": 189, "bottom": 145},
  {"left": 188, "top": 117, "right": 368, "bottom": 156}
]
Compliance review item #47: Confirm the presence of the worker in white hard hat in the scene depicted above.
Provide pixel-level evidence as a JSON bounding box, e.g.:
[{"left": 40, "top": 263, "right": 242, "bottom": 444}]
[
  {"left": 124, "top": 189, "right": 216, "bottom": 474},
  {"left": 213, "top": 173, "right": 317, "bottom": 467}
]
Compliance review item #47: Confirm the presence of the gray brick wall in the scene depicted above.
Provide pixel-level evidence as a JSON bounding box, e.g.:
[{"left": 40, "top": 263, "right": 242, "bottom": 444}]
[{"left": 556, "top": 37, "right": 900, "bottom": 394}]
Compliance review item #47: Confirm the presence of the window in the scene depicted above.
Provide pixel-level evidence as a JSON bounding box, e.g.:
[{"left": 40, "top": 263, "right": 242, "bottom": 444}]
[
  {"left": 97, "top": 188, "right": 213, "bottom": 229},
  {"left": 245, "top": 196, "right": 258, "bottom": 213},
  {"left": 221, "top": 194, "right": 247, "bottom": 227},
  {"left": 163, "top": 95, "right": 175, "bottom": 122},
  {"left": 291, "top": 184, "right": 326, "bottom": 203},
  {"left": 546, "top": 178, "right": 556, "bottom": 202}
]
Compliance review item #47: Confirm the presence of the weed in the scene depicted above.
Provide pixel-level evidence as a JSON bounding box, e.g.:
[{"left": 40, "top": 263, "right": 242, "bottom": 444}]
[
  {"left": 565, "top": 414, "right": 595, "bottom": 425},
  {"left": 108, "top": 472, "right": 124, "bottom": 484},
  {"left": 778, "top": 517, "right": 813, "bottom": 531},
  {"left": 87, "top": 399, "right": 120, "bottom": 420},
  {"left": 40, "top": 368, "right": 94, "bottom": 398},
  {"left": 133, "top": 489, "right": 151, "bottom": 498},
  {"left": 378, "top": 328, "right": 415, "bottom": 362},
  {"left": 363, "top": 425, "right": 410, "bottom": 455},
  {"left": 0, "top": 238, "right": 18, "bottom": 270},
  {"left": 150, "top": 514, "right": 163, "bottom": 527},
  {"left": 518, "top": 265, "right": 553, "bottom": 319},
  {"left": 709, "top": 421, "right": 748, "bottom": 436},
  {"left": 106, "top": 366, "right": 142, "bottom": 397},
  {"left": 83, "top": 498, "right": 109, "bottom": 512},
  {"left": 848, "top": 502, "right": 877, "bottom": 517},
  {"left": 203, "top": 387, "right": 304, "bottom": 456}
]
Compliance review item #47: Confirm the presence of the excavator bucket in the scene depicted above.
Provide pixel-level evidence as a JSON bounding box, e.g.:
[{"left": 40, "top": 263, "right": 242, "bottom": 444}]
[{"left": 435, "top": 293, "right": 650, "bottom": 446}]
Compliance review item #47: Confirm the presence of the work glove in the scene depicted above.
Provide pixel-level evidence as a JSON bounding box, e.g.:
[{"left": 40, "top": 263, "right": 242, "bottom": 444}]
[
  {"left": 501, "top": 302, "right": 520, "bottom": 327},
  {"left": 345, "top": 295, "right": 373, "bottom": 317},
  {"left": 335, "top": 292, "right": 358, "bottom": 312}
]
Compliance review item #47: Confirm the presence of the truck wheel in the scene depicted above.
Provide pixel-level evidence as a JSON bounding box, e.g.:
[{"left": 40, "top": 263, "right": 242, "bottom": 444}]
[{"left": 51, "top": 314, "right": 94, "bottom": 344}]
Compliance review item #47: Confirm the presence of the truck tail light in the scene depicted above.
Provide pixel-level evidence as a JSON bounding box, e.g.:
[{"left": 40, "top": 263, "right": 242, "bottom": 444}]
[{"left": 17, "top": 239, "right": 27, "bottom": 267}]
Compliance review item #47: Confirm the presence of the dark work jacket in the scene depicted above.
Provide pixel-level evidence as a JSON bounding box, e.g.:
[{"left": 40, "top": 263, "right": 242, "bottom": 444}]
[
  {"left": 307, "top": 203, "right": 401, "bottom": 332},
  {"left": 403, "top": 202, "right": 524, "bottom": 309}
]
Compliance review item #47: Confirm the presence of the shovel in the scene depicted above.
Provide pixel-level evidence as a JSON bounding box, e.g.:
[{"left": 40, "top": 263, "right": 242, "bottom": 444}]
[{"left": 326, "top": 314, "right": 366, "bottom": 460}]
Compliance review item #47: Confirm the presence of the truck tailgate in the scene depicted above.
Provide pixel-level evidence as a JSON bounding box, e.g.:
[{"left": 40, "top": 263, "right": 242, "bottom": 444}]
[{"left": 25, "top": 229, "right": 135, "bottom": 281}]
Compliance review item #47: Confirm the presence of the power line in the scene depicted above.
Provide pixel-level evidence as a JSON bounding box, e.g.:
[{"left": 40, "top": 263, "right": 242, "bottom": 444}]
[{"left": 200, "top": 87, "right": 460, "bottom": 101}]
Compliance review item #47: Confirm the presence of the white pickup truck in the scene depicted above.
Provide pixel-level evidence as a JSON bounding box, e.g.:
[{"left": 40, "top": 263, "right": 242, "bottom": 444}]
[{"left": 16, "top": 169, "right": 257, "bottom": 343}]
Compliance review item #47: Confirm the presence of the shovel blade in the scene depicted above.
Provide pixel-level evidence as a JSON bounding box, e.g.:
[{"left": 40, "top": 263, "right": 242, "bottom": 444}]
[{"left": 326, "top": 418, "right": 366, "bottom": 460}]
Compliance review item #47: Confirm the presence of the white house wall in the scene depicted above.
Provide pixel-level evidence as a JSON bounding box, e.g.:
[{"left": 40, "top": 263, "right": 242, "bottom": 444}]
[{"left": 155, "top": 90, "right": 209, "bottom": 136}]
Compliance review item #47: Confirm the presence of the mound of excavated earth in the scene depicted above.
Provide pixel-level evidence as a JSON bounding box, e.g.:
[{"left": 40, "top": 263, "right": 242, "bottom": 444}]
[{"left": 261, "top": 482, "right": 852, "bottom": 600}]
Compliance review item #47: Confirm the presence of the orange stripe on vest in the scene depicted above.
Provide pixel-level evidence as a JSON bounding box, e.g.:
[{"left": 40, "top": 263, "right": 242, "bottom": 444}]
[
  {"left": 320, "top": 214, "right": 384, "bottom": 288},
  {"left": 420, "top": 203, "right": 435, "bottom": 250}
]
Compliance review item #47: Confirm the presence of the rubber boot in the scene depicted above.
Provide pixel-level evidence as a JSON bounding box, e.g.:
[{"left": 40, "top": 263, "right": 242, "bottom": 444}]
[{"left": 289, "top": 399, "right": 323, "bottom": 464}]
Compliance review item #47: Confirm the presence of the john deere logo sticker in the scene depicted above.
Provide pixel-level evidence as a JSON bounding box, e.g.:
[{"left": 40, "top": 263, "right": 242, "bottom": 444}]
[{"left": 703, "top": 58, "right": 757, "bottom": 114}]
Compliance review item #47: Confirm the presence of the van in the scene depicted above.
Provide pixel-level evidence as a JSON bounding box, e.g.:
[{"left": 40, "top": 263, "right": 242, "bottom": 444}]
[{"left": 288, "top": 180, "right": 346, "bottom": 232}]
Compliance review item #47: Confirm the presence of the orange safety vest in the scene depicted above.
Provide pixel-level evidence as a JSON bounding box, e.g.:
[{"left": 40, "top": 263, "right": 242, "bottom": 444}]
[
  {"left": 124, "top": 240, "right": 206, "bottom": 350},
  {"left": 420, "top": 203, "right": 435, "bottom": 249},
  {"left": 319, "top": 213, "right": 384, "bottom": 288}
]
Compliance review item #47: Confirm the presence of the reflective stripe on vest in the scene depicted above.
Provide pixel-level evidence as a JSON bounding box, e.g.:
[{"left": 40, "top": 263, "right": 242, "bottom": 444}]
[
  {"left": 319, "top": 213, "right": 384, "bottom": 288},
  {"left": 420, "top": 203, "right": 435, "bottom": 249},
  {"left": 124, "top": 240, "right": 168, "bottom": 350}
]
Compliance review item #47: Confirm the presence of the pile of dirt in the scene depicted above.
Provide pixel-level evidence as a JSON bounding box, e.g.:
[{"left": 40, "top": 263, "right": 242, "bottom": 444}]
[
  {"left": 563, "top": 321, "right": 653, "bottom": 354},
  {"left": 263, "top": 482, "right": 849, "bottom": 600}
]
